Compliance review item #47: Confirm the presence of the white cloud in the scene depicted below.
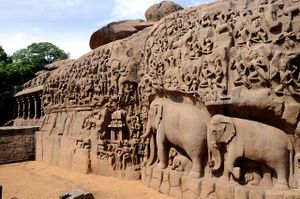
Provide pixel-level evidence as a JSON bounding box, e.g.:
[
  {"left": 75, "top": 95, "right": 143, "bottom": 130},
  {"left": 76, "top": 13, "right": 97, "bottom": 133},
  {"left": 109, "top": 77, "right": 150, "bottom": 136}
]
[
  {"left": 0, "top": 32, "right": 90, "bottom": 59},
  {"left": 111, "top": 0, "right": 161, "bottom": 20}
]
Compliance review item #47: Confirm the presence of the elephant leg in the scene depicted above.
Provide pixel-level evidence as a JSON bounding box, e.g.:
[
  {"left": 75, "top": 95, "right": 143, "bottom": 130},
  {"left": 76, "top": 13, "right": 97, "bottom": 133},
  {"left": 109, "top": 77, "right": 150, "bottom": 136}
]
[
  {"left": 274, "top": 164, "right": 289, "bottom": 190},
  {"left": 189, "top": 156, "right": 202, "bottom": 178},
  {"left": 156, "top": 127, "right": 168, "bottom": 169},
  {"left": 222, "top": 154, "right": 235, "bottom": 181},
  {"left": 260, "top": 164, "right": 273, "bottom": 187}
]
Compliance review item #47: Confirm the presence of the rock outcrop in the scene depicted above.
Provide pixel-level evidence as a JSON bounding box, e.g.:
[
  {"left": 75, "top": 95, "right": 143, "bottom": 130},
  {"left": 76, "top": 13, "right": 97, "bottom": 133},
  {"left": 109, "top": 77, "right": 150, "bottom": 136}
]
[
  {"left": 89, "top": 20, "right": 153, "bottom": 49},
  {"left": 144, "top": 1, "right": 183, "bottom": 22},
  {"left": 12, "top": 0, "right": 300, "bottom": 199}
]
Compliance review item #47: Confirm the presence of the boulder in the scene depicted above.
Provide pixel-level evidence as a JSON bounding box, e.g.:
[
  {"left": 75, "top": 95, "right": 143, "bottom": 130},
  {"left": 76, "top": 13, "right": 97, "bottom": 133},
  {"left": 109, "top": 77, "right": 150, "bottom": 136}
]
[
  {"left": 44, "top": 59, "right": 75, "bottom": 70},
  {"left": 89, "top": 20, "right": 154, "bottom": 49},
  {"left": 145, "top": 1, "right": 183, "bottom": 22}
]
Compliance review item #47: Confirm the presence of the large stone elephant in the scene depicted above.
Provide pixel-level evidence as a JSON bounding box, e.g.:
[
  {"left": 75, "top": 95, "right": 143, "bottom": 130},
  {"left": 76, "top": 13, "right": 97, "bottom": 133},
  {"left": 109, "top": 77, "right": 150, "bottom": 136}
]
[
  {"left": 141, "top": 98, "right": 210, "bottom": 178},
  {"left": 207, "top": 114, "right": 295, "bottom": 189}
]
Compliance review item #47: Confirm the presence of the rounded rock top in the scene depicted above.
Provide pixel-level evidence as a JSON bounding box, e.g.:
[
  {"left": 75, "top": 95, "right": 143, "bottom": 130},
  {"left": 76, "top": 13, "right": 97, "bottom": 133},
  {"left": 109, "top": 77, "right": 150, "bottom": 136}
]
[{"left": 145, "top": 1, "right": 184, "bottom": 22}]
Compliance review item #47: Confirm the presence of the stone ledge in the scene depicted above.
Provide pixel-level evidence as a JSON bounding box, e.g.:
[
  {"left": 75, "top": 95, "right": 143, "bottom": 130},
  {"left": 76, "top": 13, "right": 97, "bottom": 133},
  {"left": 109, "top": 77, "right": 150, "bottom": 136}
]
[{"left": 142, "top": 166, "right": 300, "bottom": 199}]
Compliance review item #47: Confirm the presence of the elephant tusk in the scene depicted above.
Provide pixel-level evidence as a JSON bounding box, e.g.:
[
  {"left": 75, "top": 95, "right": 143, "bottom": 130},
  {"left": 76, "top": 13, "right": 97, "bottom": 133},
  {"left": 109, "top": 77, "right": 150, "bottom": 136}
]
[{"left": 213, "top": 143, "right": 218, "bottom": 148}]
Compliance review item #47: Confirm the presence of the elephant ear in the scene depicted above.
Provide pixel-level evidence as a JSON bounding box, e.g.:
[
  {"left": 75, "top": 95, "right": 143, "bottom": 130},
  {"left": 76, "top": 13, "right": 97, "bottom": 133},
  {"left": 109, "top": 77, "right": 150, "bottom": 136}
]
[
  {"left": 154, "top": 104, "right": 163, "bottom": 129},
  {"left": 222, "top": 119, "right": 236, "bottom": 144}
]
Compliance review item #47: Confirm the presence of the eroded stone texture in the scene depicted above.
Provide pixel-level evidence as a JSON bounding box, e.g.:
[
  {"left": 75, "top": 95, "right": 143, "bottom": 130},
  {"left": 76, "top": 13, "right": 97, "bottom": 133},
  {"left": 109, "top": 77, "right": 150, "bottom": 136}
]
[
  {"left": 11, "top": 0, "right": 300, "bottom": 198},
  {"left": 0, "top": 126, "right": 38, "bottom": 163}
]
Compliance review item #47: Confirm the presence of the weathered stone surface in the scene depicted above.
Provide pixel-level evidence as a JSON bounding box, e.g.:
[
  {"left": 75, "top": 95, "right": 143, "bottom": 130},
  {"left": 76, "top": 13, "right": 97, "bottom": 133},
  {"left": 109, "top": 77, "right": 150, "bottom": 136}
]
[
  {"left": 249, "top": 190, "right": 265, "bottom": 199},
  {"left": 234, "top": 186, "right": 249, "bottom": 199},
  {"left": 215, "top": 181, "right": 235, "bottom": 199},
  {"left": 72, "top": 148, "right": 91, "bottom": 174},
  {"left": 160, "top": 180, "right": 170, "bottom": 195},
  {"left": 44, "top": 59, "right": 75, "bottom": 71},
  {"left": 199, "top": 179, "right": 215, "bottom": 199},
  {"left": 150, "top": 167, "right": 163, "bottom": 190},
  {"left": 265, "top": 191, "right": 284, "bottom": 199},
  {"left": 181, "top": 176, "right": 201, "bottom": 196},
  {"left": 169, "top": 170, "right": 182, "bottom": 187},
  {"left": 283, "top": 190, "right": 300, "bottom": 199},
  {"left": 282, "top": 103, "right": 300, "bottom": 125},
  {"left": 89, "top": 19, "right": 153, "bottom": 49},
  {"left": 182, "top": 189, "right": 199, "bottom": 199},
  {"left": 0, "top": 126, "right": 38, "bottom": 163},
  {"left": 59, "top": 188, "right": 94, "bottom": 199},
  {"left": 169, "top": 185, "right": 182, "bottom": 199},
  {"left": 145, "top": 1, "right": 183, "bottom": 22},
  {"left": 160, "top": 169, "right": 170, "bottom": 194},
  {"left": 145, "top": 166, "right": 153, "bottom": 186}
]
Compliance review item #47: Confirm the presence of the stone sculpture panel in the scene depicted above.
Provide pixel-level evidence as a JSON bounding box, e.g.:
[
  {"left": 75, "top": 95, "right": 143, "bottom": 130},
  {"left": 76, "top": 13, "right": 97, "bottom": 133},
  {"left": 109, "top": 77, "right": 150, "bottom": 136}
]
[{"left": 19, "top": 0, "right": 300, "bottom": 198}]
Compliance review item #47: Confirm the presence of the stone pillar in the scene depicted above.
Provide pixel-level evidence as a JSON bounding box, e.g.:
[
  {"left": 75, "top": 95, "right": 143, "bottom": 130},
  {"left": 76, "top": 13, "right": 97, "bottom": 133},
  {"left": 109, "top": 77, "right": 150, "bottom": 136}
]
[
  {"left": 33, "top": 95, "right": 38, "bottom": 119},
  {"left": 39, "top": 92, "right": 44, "bottom": 117},
  {"left": 26, "top": 96, "right": 31, "bottom": 119},
  {"left": 21, "top": 97, "right": 26, "bottom": 119},
  {"left": 16, "top": 97, "right": 21, "bottom": 118}
]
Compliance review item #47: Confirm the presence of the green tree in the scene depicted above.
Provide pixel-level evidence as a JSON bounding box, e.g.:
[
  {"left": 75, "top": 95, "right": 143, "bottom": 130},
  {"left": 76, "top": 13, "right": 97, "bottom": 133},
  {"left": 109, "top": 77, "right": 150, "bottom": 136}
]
[
  {"left": 12, "top": 42, "right": 69, "bottom": 70},
  {"left": 0, "top": 45, "right": 11, "bottom": 63},
  {"left": 0, "top": 42, "right": 69, "bottom": 93}
]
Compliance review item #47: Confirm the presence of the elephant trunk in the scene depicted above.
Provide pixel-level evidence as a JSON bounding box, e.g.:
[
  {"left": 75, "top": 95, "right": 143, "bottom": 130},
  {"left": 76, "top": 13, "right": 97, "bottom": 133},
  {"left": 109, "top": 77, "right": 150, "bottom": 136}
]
[
  {"left": 141, "top": 120, "right": 152, "bottom": 139},
  {"left": 146, "top": 133, "right": 157, "bottom": 166},
  {"left": 209, "top": 143, "right": 222, "bottom": 172},
  {"left": 141, "top": 119, "right": 157, "bottom": 166}
]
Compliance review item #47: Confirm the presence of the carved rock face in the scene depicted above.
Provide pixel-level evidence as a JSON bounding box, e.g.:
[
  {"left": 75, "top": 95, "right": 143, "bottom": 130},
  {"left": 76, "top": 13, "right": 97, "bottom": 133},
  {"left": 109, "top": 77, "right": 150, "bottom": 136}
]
[
  {"left": 144, "top": 1, "right": 183, "bottom": 22},
  {"left": 15, "top": 0, "right": 300, "bottom": 197}
]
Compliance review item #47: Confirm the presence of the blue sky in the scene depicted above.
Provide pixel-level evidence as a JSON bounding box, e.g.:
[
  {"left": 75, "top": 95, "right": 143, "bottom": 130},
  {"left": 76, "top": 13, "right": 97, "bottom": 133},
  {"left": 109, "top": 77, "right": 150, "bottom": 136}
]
[{"left": 0, "top": 0, "right": 212, "bottom": 58}]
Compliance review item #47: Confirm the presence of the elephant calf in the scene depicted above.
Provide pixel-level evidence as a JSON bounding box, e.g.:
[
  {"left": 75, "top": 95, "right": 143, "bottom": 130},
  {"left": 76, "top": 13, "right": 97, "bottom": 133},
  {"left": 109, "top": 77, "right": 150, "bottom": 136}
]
[{"left": 208, "top": 114, "right": 294, "bottom": 189}]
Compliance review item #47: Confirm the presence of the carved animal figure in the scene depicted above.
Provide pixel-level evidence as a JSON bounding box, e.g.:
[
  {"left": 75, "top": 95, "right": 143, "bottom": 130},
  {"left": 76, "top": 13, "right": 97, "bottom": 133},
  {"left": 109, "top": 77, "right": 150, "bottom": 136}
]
[
  {"left": 141, "top": 98, "right": 210, "bottom": 178},
  {"left": 207, "top": 114, "right": 294, "bottom": 189}
]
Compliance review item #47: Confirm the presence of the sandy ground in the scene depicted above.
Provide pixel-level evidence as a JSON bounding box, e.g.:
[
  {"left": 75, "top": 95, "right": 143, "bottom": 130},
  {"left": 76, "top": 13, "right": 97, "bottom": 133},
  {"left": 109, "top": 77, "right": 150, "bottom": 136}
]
[{"left": 0, "top": 161, "right": 172, "bottom": 199}]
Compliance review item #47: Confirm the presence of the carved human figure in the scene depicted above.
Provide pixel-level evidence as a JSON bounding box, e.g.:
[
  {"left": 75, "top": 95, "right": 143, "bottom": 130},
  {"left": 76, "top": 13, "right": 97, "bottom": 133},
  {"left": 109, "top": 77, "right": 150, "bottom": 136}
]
[
  {"left": 212, "top": 57, "right": 226, "bottom": 91},
  {"left": 247, "top": 51, "right": 269, "bottom": 84},
  {"left": 141, "top": 98, "right": 210, "bottom": 178},
  {"left": 235, "top": 21, "right": 250, "bottom": 46},
  {"left": 274, "top": 60, "right": 300, "bottom": 96},
  {"left": 208, "top": 114, "right": 295, "bottom": 189},
  {"left": 199, "top": 59, "right": 213, "bottom": 89},
  {"left": 250, "top": 17, "right": 271, "bottom": 43},
  {"left": 201, "top": 29, "right": 214, "bottom": 54},
  {"left": 230, "top": 55, "right": 252, "bottom": 88}
]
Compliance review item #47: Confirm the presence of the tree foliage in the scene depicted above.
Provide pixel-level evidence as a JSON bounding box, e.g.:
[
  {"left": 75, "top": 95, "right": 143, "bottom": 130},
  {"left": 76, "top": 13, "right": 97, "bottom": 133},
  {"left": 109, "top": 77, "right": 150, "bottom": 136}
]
[
  {"left": 0, "top": 46, "right": 9, "bottom": 63},
  {"left": 0, "top": 42, "right": 69, "bottom": 94},
  {"left": 12, "top": 42, "right": 69, "bottom": 70}
]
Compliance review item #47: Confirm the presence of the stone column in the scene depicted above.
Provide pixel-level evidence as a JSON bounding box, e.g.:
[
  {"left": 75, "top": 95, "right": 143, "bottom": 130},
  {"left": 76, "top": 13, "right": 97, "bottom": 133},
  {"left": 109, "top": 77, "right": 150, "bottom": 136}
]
[
  {"left": 39, "top": 92, "right": 44, "bottom": 117},
  {"left": 26, "top": 96, "right": 31, "bottom": 119},
  {"left": 33, "top": 95, "right": 38, "bottom": 119},
  {"left": 21, "top": 97, "right": 26, "bottom": 119},
  {"left": 16, "top": 97, "right": 21, "bottom": 118}
]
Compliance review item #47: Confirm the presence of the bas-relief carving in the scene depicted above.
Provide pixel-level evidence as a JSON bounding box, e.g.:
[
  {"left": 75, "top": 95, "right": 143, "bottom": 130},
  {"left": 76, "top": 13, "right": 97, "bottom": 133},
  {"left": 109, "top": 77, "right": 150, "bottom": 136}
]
[
  {"left": 30, "top": 0, "right": 300, "bottom": 197},
  {"left": 141, "top": 98, "right": 210, "bottom": 178},
  {"left": 208, "top": 115, "right": 295, "bottom": 189}
]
